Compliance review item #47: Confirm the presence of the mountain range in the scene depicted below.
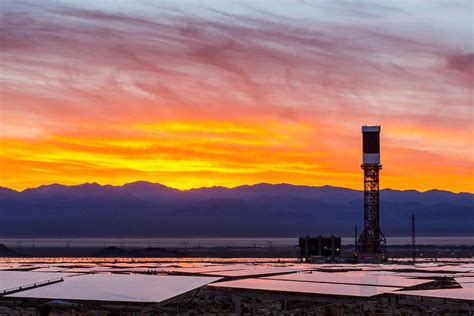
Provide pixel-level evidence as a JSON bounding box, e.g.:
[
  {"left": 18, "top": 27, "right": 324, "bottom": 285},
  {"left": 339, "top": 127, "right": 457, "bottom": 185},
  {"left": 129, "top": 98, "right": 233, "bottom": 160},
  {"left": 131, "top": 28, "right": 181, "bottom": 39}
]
[{"left": 0, "top": 182, "right": 472, "bottom": 237}]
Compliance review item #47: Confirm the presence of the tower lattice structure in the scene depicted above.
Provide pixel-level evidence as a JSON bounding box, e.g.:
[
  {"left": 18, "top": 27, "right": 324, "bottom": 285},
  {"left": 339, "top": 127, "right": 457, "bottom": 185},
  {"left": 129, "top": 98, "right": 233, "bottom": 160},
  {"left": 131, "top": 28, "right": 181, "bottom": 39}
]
[{"left": 358, "top": 164, "right": 386, "bottom": 253}]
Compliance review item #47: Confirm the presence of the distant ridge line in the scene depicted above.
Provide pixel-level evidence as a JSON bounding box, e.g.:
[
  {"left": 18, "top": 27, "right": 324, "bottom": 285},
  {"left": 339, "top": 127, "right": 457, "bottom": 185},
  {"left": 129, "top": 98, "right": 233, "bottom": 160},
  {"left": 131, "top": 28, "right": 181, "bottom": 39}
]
[{"left": 0, "top": 181, "right": 471, "bottom": 195}]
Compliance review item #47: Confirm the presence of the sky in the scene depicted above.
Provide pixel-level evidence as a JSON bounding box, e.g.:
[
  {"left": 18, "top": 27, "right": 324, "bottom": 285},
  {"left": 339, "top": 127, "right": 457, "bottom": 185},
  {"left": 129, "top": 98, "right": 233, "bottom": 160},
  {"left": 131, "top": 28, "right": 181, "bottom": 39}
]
[{"left": 1, "top": 0, "right": 473, "bottom": 192}]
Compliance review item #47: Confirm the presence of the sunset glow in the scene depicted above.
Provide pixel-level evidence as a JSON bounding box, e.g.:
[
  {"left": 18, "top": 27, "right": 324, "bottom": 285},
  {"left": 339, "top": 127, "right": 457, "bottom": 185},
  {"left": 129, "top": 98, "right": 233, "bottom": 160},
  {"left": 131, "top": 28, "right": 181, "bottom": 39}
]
[{"left": 1, "top": 1, "right": 472, "bottom": 192}]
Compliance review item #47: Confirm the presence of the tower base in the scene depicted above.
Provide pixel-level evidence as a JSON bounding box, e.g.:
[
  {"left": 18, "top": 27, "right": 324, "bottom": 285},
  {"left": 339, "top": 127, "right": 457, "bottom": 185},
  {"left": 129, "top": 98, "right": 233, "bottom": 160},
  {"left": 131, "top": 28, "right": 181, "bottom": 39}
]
[{"left": 357, "top": 252, "right": 386, "bottom": 264}]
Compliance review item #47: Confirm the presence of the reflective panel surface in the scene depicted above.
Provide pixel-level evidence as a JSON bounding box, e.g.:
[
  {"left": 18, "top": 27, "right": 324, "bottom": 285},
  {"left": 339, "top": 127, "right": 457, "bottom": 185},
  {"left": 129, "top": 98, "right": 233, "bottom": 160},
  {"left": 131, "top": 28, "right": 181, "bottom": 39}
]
[
  {"left": 210, "top": 278, "right": 402, "bottom": 297},
  {"left": 7, "top": 274, "right": 221, "bottom": 303},
  {"left": 0, "top": 271, "right": 75, "bottom": 292},
  {"left": 397, "top": 288, "right": 474, "bottom": 301},
  {"left": 264, "top": 271, "right": 433, "bottom": 288}
]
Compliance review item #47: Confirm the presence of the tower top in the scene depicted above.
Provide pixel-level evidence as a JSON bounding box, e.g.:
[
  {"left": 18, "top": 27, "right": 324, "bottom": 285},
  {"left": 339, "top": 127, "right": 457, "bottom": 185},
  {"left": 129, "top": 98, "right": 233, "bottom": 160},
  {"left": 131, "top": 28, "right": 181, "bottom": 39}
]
[
  {"left": 362, "top": 125, "right": 381, "bottom": 165},
  {"left": 362, "top": 125, "right": 381, "bottom": 133}
]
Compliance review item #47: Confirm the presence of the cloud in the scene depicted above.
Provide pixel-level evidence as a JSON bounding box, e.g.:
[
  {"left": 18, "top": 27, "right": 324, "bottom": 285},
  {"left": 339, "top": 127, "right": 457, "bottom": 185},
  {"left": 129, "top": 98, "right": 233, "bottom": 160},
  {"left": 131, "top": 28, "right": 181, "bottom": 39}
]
[
  {"left": 0, "top": 0, "right": 472, "bottom": 192},
  {"left": 448, "top": 53, "right": 474, "bottom": 77}
]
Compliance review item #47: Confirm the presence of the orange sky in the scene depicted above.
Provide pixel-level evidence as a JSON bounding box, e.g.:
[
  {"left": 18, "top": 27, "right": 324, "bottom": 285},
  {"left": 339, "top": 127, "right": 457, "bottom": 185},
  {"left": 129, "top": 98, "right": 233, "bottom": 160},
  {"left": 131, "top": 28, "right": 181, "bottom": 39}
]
[{"left": 1, "top": 1, "right": 473, "bottom": 192}]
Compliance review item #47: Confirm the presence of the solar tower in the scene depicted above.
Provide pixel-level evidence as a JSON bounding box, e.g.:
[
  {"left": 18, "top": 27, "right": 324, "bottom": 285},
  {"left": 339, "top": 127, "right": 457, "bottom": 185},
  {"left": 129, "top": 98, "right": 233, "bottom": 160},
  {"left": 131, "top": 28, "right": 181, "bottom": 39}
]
[{"left": 357, "top": 126, "right": 386, "bottom": 263}]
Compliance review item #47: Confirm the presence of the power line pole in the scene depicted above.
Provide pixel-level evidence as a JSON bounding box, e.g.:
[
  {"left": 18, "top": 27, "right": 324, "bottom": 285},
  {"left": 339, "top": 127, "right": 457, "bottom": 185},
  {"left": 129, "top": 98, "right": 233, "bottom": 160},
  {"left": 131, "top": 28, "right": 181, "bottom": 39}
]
[{"left": 412, "top": 213, "right": 416, "bottom": 263}]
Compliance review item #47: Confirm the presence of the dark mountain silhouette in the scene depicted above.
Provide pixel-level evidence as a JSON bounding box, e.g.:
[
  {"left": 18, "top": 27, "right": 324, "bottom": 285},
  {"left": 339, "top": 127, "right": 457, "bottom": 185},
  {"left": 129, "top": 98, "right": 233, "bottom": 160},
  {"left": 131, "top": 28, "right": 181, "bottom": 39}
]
[
  {"left": 0, "top": 244, "right": 23, "bottom": 257},
  {"left": 0, "top": 187, "right": 19, "bottom": 199},
  {"left": 0, "top": 182, "right": 472, "bottom": 237}
]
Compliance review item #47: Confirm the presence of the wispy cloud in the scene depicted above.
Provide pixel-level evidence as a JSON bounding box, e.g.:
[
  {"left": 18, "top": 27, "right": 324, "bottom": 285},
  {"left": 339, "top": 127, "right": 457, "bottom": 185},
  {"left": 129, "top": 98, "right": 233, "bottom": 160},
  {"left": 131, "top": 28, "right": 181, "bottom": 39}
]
[{"left": 0, "top": 0, "right": 472, "bottom": 192}]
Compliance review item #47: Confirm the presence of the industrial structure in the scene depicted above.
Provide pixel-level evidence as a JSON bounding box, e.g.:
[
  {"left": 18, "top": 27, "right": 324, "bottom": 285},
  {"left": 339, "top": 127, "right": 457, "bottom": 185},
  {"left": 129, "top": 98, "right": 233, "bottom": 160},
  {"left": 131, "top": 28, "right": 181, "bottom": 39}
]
[
  {"left": 357, "top": 126, "right": 387, "bottom": 263},
  {"left": 299, "top": 235, "right": 341, "bottom": 262},
  {"left": 412, "top": 213, "right": 416, "bottom": 262}
]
